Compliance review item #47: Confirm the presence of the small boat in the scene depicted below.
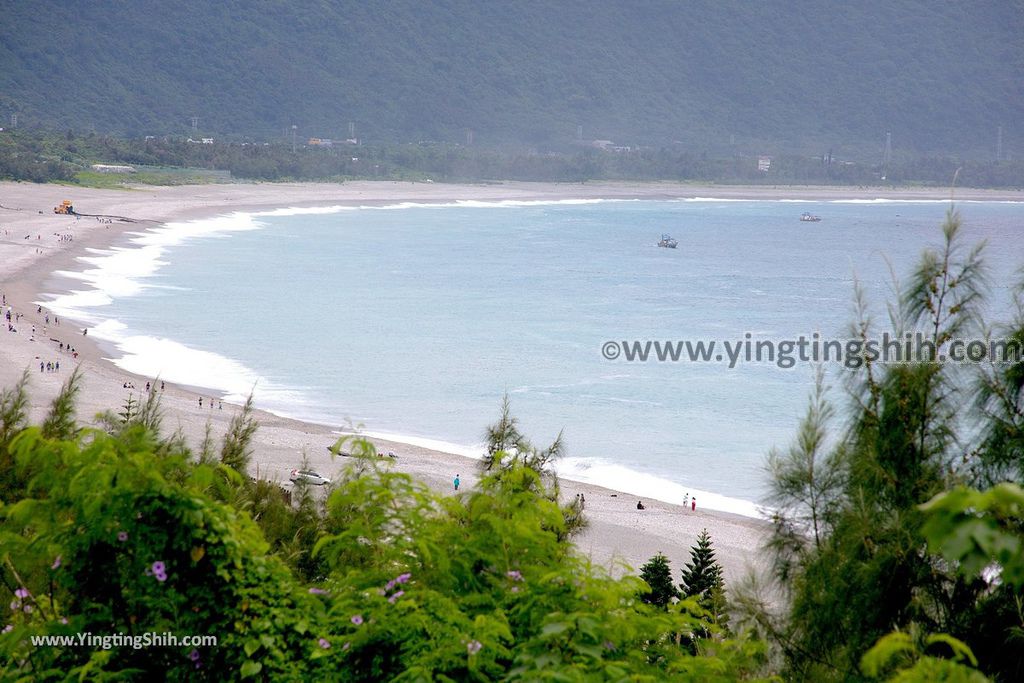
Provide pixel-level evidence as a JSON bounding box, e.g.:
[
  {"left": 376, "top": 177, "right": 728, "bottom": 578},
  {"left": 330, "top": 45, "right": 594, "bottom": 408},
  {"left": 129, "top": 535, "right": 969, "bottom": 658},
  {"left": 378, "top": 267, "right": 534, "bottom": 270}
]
[
  {"left": 658, "top": 234, "right": 678, "bottom": 248},
  {"left": 800, "top": 212, "right": 822, "bottom": 222}
]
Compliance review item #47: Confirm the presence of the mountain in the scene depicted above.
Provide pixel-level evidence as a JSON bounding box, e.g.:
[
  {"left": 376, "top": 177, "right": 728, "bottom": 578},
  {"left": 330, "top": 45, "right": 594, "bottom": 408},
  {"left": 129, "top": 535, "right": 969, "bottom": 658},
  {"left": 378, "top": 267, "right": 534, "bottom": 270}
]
[{"left": 1, "top": 0, "right": 1021, "bottom": 158}]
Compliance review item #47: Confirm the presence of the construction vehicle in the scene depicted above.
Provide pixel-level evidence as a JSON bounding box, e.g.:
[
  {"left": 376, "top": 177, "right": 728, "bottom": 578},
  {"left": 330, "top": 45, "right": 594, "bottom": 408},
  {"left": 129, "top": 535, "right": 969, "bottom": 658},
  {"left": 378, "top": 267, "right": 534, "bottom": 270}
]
[{"left": 53, "top": 200, "right": 75, "bottom": 215}]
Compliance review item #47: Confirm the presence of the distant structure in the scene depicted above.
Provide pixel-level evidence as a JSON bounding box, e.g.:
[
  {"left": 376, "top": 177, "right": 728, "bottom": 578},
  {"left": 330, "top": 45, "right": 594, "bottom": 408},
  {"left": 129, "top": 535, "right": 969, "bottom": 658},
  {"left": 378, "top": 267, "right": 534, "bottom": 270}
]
[
  {"left": 190, "top": 116, "right": 199, "bottom": 131},
  {"left": 291, "top": 125, "right": 297, "bottom": 152},
  {"left": 308, "top": 137, "right": 333, "bottom": 146},
  {"left": 465, "top": 128, "right": 474, "bottom": 145},
  {"left": 757, "top": 156, "right": 771, "bottom": 172},
  {"left": 883, "top": 131, "right": 892, "bottom": 166},
  {"left": 90, "top": 164, "right": 136, "bottom": 174},
  {"left": 348, "top": 121, "right": 356, "bottom": 139},
  {"left": 997, "top": 125, "right": 1003, "bottom": 162},
  {"left": 576, "top": 124, "right": 583, "bottom": 141},
  {"left": 10, "top": 113, "right": 17, "bottom": 128}
]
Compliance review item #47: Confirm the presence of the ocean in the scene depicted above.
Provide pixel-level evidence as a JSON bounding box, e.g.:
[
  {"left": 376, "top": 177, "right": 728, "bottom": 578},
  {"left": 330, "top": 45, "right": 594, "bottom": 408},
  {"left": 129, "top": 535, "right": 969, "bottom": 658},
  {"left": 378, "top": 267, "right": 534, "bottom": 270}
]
[{"left": 44, "top": 197, "right": 1023, "bottom": 517}]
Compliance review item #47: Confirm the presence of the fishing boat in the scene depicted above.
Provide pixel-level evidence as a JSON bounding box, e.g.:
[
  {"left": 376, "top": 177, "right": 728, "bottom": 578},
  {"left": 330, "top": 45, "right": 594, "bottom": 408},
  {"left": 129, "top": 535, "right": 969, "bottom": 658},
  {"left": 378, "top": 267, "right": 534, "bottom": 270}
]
[
  {"left": 800, "top": 212, "right": 822, "bottom": 222},
  {"left": 657, "top": 234, "right": 678, "bottom": 248}
]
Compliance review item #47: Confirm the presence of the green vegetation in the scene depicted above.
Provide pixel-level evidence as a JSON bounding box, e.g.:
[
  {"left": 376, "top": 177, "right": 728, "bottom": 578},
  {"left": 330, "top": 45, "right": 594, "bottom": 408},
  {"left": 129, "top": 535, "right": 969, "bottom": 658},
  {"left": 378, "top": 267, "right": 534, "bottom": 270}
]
[
  {"left": 1, "top": 1, "right": 1021, "bottom": 160},
  {"left": 736, "top": 208, "right": 1024, "bottom": 681},
  {"left": 0, "top": 208, "right": 1021, "bottom": 680},
  {"left": 0, "top": 375, "right": 771, "bottom": 680}
]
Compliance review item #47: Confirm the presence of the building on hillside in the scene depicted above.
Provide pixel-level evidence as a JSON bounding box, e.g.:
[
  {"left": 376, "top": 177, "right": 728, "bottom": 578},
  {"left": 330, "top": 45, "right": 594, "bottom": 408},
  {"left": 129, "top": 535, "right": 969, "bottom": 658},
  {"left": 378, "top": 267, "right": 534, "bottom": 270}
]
[{"left": 757, "top": 156, "right": 772, "bottom": 172}]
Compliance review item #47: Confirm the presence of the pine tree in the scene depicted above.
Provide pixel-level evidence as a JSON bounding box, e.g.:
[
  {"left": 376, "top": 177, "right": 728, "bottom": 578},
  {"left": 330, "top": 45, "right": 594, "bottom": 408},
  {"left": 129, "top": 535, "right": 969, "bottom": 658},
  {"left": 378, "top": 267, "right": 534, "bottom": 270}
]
[
  {"left": 679, "top": 529, "right": 723, "bottom": 601},
  {"left": 639, "top": 553, "right": 680, "bottom": 609}
]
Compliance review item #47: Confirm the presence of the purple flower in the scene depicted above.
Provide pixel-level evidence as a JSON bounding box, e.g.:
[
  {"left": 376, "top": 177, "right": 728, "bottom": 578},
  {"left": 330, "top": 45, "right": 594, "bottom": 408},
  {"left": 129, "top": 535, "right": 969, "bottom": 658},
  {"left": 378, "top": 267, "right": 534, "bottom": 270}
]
[
  {"left": 22, "top": 605, "right": 32, "bottom": 613},
  {"left": 395, "top": 573, "right": 411, "bottom": 584},
  {"left": 506, "top": 570, "right": 523, "bottom": 581},
  {"left": 510, "top": 586, "right": 520, "bottom": 593},
  {"left": 151, "top": 561, "right": 165, "bottom": 574},
  {"left": 14, "top": 588, "right": 29, "bottom": 599},
  {"left": 117, "top": 531, "right": 128, "bottom": 542},
  {"left": 60, "top": 617, "right": 68, "bottom": 625},
  {"left": 603, "top": 640, "right": 616, "bottom": 651},
  {"left": 9, "top": 602, "right": 17, "bottom": 611},
  {"left": 467, "top": 640, "right": 482, "bottom": 655},
  {"left": 189, "top": 649, "right": 201, "bottom": 662},
  {"left": 51, "top": 556, "right": 62, "bottom": 570},
  {"left": 308, "top": 587, "right": 329, "bottom": 595},
  {"left": 318, "top": 637, "right": 331, "bottom": 649},
  {"left": 385, "top": 579, "right": 396, "bottom": 591},
  {"left": 388, "top": 590, "right": 404, "bottom": 604},
  {"left": 154, "top": 571, "right": 167, "bottom": 582},
  {"left": 350, "top": 615, "right": 363, "bottom": 626},
  {"left": 2, "top": 625, "right": 11, "bottom": 633}
]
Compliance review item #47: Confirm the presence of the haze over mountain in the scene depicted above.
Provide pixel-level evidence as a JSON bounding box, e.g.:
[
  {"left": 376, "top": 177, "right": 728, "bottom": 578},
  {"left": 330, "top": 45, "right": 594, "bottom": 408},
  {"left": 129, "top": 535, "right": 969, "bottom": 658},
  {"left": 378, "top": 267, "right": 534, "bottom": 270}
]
[{"left": 1, "top": 0, "right": 1021, "bottom": 158}]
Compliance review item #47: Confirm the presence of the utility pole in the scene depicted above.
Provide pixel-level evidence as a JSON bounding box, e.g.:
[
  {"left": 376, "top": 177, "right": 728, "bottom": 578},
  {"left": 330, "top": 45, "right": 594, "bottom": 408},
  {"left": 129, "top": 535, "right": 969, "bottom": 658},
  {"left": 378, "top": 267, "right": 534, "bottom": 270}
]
[
  {"left": 190, "top": 116, "right": 199, "bottom": 131},
  {"left": 291, "top": 125, "right": 297, "bottom": 153},
  {"left": 348, "top": 121, "right": 355, "bottom": 140},
  {"left": 997, "top": 125, "right": 1003, "bottom": 162},
  {"left": 10, "top": 113, "right": 17, "bottom": 128}
]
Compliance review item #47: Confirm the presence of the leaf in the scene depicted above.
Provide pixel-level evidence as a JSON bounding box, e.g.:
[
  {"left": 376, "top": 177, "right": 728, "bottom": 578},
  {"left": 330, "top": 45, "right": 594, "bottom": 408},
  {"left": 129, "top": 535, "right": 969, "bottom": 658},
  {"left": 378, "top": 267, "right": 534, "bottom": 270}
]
[{"left": 239, "top": 661, "right": 263, "bottom": 678}]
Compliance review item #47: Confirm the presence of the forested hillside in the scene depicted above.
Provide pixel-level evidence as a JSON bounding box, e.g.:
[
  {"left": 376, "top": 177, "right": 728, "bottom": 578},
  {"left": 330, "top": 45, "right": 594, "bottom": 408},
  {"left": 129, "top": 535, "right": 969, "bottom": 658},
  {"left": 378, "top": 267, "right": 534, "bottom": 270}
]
[{"left": 0, "top": 0, "right": 1021, "bottom": 158}]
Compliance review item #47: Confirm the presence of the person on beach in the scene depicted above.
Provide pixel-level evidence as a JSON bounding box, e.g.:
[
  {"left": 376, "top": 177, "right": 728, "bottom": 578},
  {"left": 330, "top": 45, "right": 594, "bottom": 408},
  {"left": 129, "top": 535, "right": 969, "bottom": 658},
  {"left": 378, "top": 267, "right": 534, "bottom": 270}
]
[
  {"left": 691, "top": 497, "right": 696, "bottom": 512},
  {"left": 683, "top": 493, "right": 689, "bottom": 509},
  {"left": 637, "top": 500, "right": 645, "bottom": 510},
  {"left": 454, "top": 474, "right": 460, "bottom": 491},
  {"left": 199, "top": 397, "right": 203, "bottom": 408}
]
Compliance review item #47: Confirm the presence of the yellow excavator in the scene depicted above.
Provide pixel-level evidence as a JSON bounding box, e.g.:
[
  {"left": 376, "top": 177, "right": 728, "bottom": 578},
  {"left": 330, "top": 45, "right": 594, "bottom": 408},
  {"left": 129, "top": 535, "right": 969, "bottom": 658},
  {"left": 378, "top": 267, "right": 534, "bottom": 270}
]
[{"left": 53, "top": 199, "right": 75, "bottom": 215}]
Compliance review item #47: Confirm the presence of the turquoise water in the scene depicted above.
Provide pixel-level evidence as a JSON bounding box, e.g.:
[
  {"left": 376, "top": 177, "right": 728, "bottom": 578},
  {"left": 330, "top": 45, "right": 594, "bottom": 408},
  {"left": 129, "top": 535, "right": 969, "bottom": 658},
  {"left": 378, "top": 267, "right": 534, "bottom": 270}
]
[{"left": 48, "top": 198, "right": 1023, "bottom": 514}]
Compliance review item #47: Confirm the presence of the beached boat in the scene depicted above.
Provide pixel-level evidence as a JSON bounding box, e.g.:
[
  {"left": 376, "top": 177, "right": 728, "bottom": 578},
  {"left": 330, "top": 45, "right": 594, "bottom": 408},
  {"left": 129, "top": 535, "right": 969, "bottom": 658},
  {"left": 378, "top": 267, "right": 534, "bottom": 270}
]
[
  {"left": 658, "top": 234, "right": 678, "bottom": 248},
  {"left": 800, "top": 212, "right": 822, "bottom": 222}
]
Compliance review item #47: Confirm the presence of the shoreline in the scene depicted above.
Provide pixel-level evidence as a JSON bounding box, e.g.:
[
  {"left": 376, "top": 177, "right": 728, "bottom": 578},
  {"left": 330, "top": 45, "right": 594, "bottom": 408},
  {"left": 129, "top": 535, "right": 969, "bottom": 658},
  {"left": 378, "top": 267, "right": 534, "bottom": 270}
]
[{"left": 5, "top": 179, "right": 1022, "bottom": 580}]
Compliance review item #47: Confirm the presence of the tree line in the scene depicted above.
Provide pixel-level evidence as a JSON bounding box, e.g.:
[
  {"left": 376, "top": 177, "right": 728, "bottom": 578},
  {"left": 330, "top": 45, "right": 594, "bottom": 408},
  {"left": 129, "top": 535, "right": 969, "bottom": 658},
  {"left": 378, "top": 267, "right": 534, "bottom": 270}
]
[{"left": 2, "top": 129, "right": 1022, "bottom": 188}]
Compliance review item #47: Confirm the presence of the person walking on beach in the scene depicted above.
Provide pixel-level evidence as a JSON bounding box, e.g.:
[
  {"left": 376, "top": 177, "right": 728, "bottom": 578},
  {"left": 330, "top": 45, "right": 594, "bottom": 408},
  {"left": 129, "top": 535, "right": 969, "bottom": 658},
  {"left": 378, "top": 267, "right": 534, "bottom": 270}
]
[
  {"left": 453, "top": 474, "right": 460, "bottom": 491},
  {"left": 199, "top": 397, "right": 203, "bottom": 408},
  {"left": 683, "top": 493, "right": 689, "bottom": 509},
  {"left": 691, "top": 497, "right": 696, "bottom": 512}
]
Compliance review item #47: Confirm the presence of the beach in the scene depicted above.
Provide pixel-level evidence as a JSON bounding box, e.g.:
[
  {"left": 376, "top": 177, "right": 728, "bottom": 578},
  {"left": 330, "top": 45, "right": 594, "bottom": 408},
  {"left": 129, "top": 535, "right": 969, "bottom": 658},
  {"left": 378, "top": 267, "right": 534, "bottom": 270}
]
[{"left": 3, "top": 180, "right": 1021, "bottom": 584}]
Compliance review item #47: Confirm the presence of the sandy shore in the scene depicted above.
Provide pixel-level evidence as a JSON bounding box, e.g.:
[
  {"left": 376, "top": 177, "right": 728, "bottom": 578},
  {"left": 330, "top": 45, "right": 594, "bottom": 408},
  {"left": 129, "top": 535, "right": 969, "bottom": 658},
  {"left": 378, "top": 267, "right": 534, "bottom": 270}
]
[{"left": 5, "top": 180, "right": 1017, "bottom": 583}]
